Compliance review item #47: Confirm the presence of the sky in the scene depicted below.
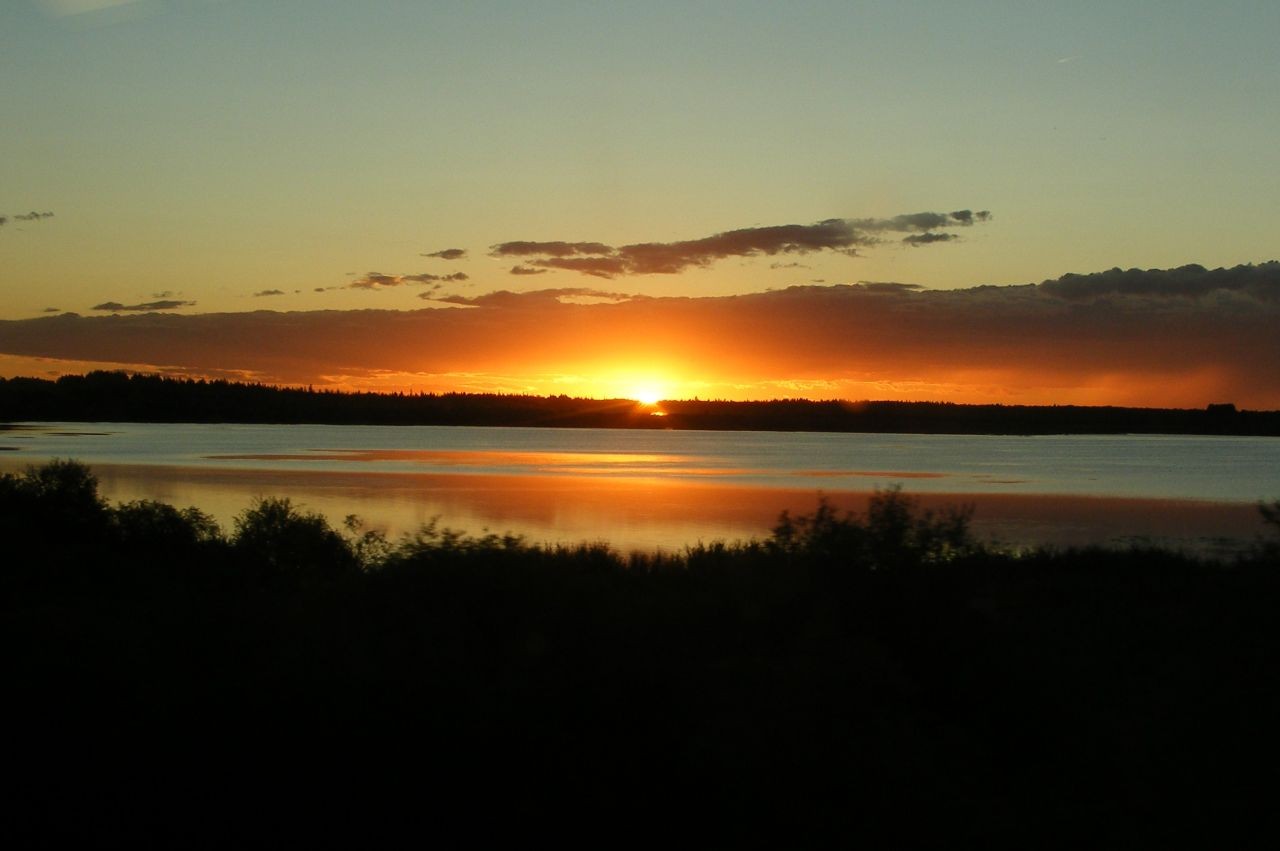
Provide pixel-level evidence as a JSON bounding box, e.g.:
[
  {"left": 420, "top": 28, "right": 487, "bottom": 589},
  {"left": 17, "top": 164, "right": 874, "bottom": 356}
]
[{"left": 2, "top": 0, "right": 1279, "bottom": 406}]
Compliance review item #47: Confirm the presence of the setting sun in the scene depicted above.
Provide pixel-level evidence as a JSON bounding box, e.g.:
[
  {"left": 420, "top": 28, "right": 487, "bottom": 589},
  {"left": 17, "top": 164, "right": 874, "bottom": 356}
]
[{"left": 631, "top": 386, "right": 665, "bottom": 406}]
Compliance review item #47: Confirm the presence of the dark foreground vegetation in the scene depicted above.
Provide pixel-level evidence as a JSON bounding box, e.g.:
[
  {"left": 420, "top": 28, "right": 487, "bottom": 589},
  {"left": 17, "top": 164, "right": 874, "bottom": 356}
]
[
  {"left": 6, "top": 460, "right": 1280, "bottom": 844},
  {"left": 5, "top": 370, "right": 1280, "bottom": 434}
]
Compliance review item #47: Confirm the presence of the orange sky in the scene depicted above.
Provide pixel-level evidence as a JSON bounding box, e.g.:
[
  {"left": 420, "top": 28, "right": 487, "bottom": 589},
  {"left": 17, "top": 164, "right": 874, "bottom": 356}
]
[{"left": 2, "top": 263, "right": 1277, "bottom": 409}]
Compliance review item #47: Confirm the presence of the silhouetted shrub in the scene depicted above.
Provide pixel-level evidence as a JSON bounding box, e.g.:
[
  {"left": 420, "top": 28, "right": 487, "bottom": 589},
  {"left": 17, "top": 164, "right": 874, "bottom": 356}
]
[
  {"left": 0, "top": 458, "right": 108, "bottom": 523},
  {"left": 767, "top": 487, "right": 976, "bottom": 570},
  {"left": 0, "top": 460, "right": 112, "bottom": 586},
  {"left": 111, "top": 499, "right": 221, "bottom": 550},
  {"left": 231, "top": 496, "right": 359, "bottom": 584},
  {"left": 391, "top": 517, "right": 529, "bottom": 560}
]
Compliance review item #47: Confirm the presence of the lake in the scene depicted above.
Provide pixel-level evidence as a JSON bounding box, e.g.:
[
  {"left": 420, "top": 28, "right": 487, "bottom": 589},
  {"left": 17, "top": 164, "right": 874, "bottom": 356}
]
[{"left": 3, "top": 422, "right": 1278, "bottom": 553}]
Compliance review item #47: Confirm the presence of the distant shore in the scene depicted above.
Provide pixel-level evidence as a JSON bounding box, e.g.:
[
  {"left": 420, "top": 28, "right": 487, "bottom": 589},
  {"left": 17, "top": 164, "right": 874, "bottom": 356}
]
[{"left": 3, "top": 371, "right": 1279, "bottom": 435}]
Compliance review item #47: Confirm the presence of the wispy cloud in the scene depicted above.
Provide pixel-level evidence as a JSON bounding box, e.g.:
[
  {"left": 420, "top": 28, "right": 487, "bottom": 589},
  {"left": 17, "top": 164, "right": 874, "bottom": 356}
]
[
  {"left": 489, "top": 211, "right": 990, "bottom": 278},
  {"left": 350, "top": 271, "right": 469, "bottom": 289},
  {"left": 903, "top": 232, "right": 957, "bottom": 246},
  {"left": 426, "top": 287, "right": 636, "bottom": 308},
  {"left": 91, "top": 299, "right": 195, "bottom": 312},
  {"left": 253, "top": 289, "right": 286, "bottom": 297},
  {"left": 422, "top": 248, "right": 468, "bottom": 260},
  {"left": 1, "top": 211, "right": 55, "bottom": 228},
  {"left": 491, "top": 241, "right": 613, "bottom": 258}
]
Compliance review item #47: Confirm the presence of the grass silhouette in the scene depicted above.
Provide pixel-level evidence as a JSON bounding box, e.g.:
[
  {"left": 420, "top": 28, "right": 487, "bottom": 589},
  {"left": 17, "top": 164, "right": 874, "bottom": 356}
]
[{"left": 5, "top": 460, "right": 1280, "bottom": 844}]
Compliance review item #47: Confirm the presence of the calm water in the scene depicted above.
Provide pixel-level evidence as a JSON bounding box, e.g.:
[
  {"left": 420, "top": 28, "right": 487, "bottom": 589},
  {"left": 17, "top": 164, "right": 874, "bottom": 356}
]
[{"left": 3, "top": 422, "right": 1278, "bottom": 551}]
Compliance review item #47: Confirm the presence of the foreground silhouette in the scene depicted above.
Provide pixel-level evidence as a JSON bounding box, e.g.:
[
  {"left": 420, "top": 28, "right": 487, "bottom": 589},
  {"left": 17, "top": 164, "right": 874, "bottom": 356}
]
[{"left": 6, "top": 461, "right": 1280, "bottom": 843}]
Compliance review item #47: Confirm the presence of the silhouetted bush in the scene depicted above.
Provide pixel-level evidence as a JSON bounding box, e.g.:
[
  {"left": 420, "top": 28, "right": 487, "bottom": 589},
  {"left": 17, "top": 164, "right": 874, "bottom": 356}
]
[
  {"left": 767, "top": 487, "right": 976, "bottom": 569},
  {"left": 0, "top": 458, "right": 109, "bottom": 530},
  {"left": 0, "top": 460, "right": 114, "bottom": 591},
  {"left": 111, "top": 499, "right": 221, "bottom": 549},
  {"left": 231, "top": 496, "right": 359, "bottom": 585}
]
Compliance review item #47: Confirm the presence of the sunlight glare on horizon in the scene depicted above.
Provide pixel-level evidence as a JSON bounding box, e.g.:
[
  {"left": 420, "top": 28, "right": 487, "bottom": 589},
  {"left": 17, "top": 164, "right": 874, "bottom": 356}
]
[{"left": 627, "top": 383, "right": 666, "bottom": 406}]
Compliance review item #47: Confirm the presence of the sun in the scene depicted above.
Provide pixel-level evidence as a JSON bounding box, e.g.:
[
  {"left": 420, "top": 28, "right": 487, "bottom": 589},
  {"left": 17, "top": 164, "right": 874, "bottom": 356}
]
[{"left": 630, "top": 385, "right": 665, "bottom": 405}]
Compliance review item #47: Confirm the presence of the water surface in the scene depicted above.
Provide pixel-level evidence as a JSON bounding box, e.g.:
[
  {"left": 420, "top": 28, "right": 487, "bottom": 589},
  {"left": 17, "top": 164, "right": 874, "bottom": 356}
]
[{"left": 3, "top": 422, "right": 1276, "bottom": 552}]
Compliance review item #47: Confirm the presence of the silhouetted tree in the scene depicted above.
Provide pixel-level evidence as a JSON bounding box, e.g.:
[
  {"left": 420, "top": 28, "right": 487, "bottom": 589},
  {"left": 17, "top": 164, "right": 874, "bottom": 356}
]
[
  {"left": 111, "top": 500, "right": 221, "bottom": 550},
  {"left": 231, "top": 496, "right": 358, "bottom": 585}
]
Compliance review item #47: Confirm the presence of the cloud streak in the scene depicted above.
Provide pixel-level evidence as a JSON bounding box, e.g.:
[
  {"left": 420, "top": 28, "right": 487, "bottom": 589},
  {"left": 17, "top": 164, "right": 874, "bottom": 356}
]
[
  {"left": 422, "top": 248, "right": 468, "bottom": 260},
  {"left": 1, "top": 211, "right": 55, "bottom": 228},
  {"left": 489, "top": 211, "right": 990, "bottom": 278},
  {"left": 91, "top": 300, "right": 195, "bottom": 312},
  {"left": 349, "top": 271, "right": 469, "bottom": 289}
]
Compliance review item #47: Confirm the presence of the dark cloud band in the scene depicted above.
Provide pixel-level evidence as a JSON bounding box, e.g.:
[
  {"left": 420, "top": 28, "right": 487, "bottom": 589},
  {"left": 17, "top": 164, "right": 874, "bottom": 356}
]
[
  {"left": 489, "top": 211, "right": 990, "bottom": 278},
  {"left": 91, "top": 300, "right": 194, "bottom": 312}
]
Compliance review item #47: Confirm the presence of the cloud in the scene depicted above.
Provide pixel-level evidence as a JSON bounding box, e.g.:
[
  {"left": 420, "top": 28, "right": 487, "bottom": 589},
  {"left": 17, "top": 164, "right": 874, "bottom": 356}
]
[
  {"left": 2, "top": 211, "right": 54, "bottom": 227},
  {"left": 489, "top": 211, "right": 990, "bottom": 278},
  {"left": 426, "top": 287, "right": 637, "bottom": 308},
  {"left": 42, "top": 307, "right": 61, "bottom": 313},
  {"left": 948, "top": 210, "right": 989, "bottom": 226},
  {"left": 903, "top": 232, "right": 957, "bottom": 246},
  {"left": 857, "top": 282, "right": 925, "bottom": 294},
  {"left": 254, "top": 289, "right": 286, "bottom": 297},
  {"left": 526, "top": 256, "right": 629, "bottom": 279},
  {"left": 7, "top": 262, "right": 1277, "bottom": 408},
  {"left": 1038, "top": 262, "right": 1280, "bottom": 302},
  {"left": 349, "top": 273, "right": 405, "bottom": 289},
  {"left": 510, "top": 265, "right": 550, "bottom": 276},
  {"left": 91, "top": 300, "right": 194, "bottom": 312},
  {"left": 422, "top": 248, "right": 468, "bottom": 260},
  {"left": 491, "top": 241, "right": 614, "bottom": 258},
  {"left": 350, "top": 271, "right": 469, "bottom": 289}
]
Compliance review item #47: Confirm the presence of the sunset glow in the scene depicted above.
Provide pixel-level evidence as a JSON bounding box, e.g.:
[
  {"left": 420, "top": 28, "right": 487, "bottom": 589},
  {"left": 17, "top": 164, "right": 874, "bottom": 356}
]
[{"left": 629, "top": 386, "right": 665, "bottom": 406}]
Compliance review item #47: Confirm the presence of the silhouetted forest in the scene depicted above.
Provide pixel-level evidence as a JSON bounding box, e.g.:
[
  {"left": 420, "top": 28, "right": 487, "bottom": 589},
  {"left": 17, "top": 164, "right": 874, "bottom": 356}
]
[
  {"left": 3, "top": 370, "right": 1279, "bottom": 434},
  {"left": 7, "top": 460, "right": 1280, "bottom": 843}
]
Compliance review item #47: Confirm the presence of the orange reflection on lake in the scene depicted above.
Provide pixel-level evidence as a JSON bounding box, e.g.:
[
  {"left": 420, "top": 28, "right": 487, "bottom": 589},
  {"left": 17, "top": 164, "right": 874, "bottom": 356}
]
[
  {"left": 69, "top": 462, "right": 1269, "bottom": 555},
  {"left": 206, "top": 448, "right": 708, "bottom": 471}
]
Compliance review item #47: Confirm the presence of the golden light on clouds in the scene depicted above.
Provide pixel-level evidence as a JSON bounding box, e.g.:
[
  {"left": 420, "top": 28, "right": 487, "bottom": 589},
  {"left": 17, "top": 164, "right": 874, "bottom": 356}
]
[{"left": 2, "top": 264, "right": 1279, "bottom": 409}]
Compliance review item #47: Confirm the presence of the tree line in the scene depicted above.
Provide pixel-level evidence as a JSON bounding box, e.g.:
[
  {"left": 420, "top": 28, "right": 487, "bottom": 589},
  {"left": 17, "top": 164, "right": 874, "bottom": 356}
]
[{"left": 3, "top": 370, "right": 1279, "bottom": 434}]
